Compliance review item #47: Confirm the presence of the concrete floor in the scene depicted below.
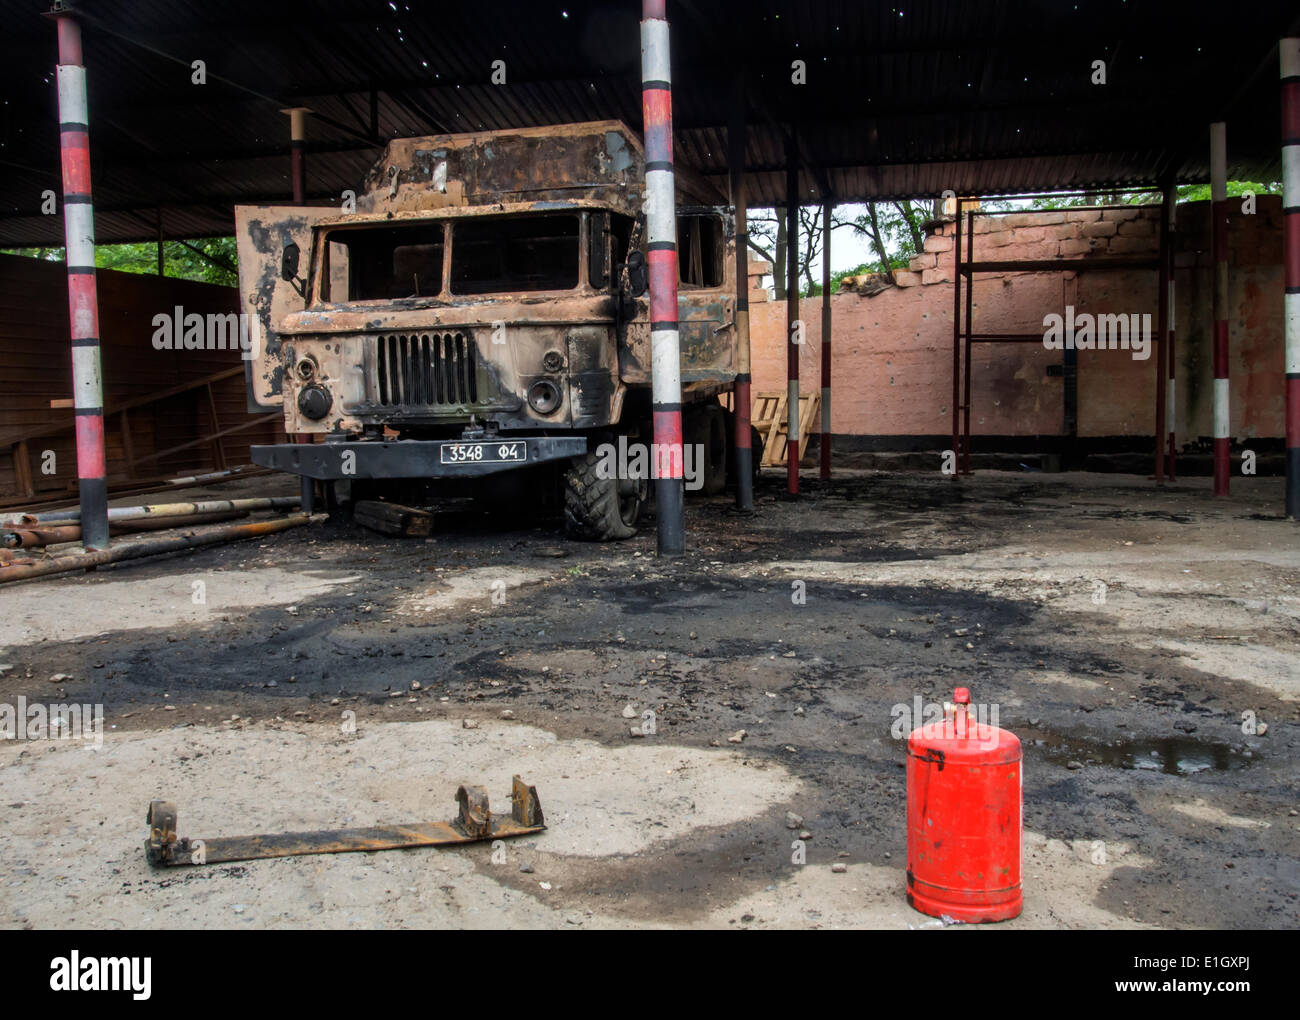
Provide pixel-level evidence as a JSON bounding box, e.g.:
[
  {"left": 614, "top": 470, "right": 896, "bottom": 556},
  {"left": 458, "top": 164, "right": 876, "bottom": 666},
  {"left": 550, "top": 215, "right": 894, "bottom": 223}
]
[{"left": 0, "top": 468, "right": 1296, "bottom": 929}]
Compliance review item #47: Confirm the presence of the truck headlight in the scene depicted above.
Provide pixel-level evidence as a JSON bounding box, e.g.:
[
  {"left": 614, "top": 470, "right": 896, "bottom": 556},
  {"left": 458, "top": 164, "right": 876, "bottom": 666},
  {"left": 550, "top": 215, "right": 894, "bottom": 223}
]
[
  {"left": 297, "top": 384, "right": 333, "bottom": 420},
  {"left": 527, "top": 379, "right": 562, "bottom": 415}
]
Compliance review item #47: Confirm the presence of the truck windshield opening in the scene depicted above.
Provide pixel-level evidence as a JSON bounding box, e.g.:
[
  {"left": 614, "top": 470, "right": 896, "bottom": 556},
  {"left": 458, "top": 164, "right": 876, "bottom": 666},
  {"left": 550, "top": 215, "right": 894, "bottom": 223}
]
[{"left": 451, "top": 215, "right": 579, "bottom": 295}]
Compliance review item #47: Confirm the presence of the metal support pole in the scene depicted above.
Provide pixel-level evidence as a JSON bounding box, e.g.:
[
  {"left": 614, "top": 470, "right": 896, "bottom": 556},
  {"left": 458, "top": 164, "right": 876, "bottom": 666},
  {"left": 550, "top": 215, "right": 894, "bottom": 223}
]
[
  {"left": 1167, "top": 191, "right": 1179, "bottom": 480},
  {"left": 641, "top": 0, "right": 684, "bottom": 554},
  {"left": 51, "top": 10, "right": 108, "bottom": 551},
  {"left": 1155, "top": 182, "right": 1172, "bottom": 485},
  {"left": 1282, "top": 39, "right": 1300, "bottom": 518},
  {"left": 284, "top": 106, "right": 315, "bottom": 512},
  {"left": 728, "top": 80, "right": 753, "bottom": 511},
  {"left": 283, "top": 107, "right": 310, "bottom": 205},
  {"left": 1211, "top": 121, "right": 1230, "bottom": 496},
  {"left": 820, "top": 200, "right": 832, "bottom": 480},
  {"left": 962, "top": 207, "right": 975, "bottom": 474},
  {"left": 785, "top": 145, "right": 800, "bottom": 495},
  {"left": 951, "top": 200, "right": 962, "bottom": 479}
]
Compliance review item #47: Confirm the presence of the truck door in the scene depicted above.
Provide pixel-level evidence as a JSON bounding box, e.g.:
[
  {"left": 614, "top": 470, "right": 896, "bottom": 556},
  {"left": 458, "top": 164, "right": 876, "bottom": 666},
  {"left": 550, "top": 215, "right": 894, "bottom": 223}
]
[
  {"left": 676, "top": 206, "right": 736, "bottom": 382},
  {"left": 234, "top": 205, "right": 337, "bottom": 412}
]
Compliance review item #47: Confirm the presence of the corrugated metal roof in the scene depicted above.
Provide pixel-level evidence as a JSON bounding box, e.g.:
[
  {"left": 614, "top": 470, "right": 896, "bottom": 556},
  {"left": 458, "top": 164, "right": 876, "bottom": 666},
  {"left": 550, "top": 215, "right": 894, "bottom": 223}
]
[{"left": 1, "top": 0, "right": 1295, "bottom": 245}]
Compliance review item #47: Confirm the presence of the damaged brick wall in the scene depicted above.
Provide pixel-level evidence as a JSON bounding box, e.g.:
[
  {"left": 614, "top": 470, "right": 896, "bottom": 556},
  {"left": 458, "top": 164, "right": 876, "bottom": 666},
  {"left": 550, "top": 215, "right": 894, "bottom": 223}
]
[{"left": 748, "top": 197, "right": 1287, "bottom": 447}]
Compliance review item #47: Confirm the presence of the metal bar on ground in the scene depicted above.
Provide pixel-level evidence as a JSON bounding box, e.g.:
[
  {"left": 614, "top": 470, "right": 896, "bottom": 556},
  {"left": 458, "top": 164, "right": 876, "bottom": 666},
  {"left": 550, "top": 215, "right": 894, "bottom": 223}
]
[
  {"left": 51, "top": 10, "right": 108, "bottom": 550},
  {"left": 785, "top": 139, "right": 799, "bottom": 495},
  {"left": 728, "top": 77, "right": 753, "bottom": 511},
  {"left": 820, "top": 199, "right": 832, "bottom": 480},
  {"left": 1283, "top": 39, "right": 1300, "bottom": 518},
  {"left": 145, "top": 777, "right": 545, "bottom": 868},
  {"left": 1211, "top": 121, "right": 1231, "bottom": 496},
  {"left": 640, "top": 0, "right": 684, "bottom": 554}
]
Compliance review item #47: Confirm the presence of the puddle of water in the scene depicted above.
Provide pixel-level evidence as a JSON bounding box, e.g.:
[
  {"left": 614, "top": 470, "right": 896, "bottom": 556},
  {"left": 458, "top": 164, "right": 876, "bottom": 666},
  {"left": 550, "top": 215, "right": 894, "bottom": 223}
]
[{"left": 1020, "top": 729, "right": 1249, "bottom": 776}]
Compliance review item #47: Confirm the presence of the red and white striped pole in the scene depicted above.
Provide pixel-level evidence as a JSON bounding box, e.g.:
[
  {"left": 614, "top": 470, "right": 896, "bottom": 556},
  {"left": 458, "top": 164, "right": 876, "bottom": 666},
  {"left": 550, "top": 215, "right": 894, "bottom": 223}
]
[
  {"left": 785, "top": 154, "right": 799, "bottom": 495},
  {"left": 640, "top": 0, "right": 684, "bottom": 554},
  {"left": 820, "top": 200, "right": 832, "bottom": 480},
  {"left": 1167, "top": 191, "right": 1178, "bottom": 481},
  {"left": 52, "top": 10, "right": 108, "bottom": 550},
  {"left": 1211, "top": 122, "right": 1230, "bottom": 497},
  {"left": 1282, "top": 38, "right": 1300, "bottom": 519}
]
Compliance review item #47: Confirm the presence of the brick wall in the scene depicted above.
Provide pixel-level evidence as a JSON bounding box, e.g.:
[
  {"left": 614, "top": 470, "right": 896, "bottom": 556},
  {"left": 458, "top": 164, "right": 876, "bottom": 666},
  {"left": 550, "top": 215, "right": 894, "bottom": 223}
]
[{"left": 748, "top": 197, "right": 1287, "bottom": 445}]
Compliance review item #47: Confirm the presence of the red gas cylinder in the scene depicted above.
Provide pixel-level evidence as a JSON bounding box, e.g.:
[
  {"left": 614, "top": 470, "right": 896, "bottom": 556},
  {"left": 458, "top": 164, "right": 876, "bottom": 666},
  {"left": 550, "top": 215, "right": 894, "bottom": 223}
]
[{"left": 906, "top": 686, "right": 1022, "bottom": 922}]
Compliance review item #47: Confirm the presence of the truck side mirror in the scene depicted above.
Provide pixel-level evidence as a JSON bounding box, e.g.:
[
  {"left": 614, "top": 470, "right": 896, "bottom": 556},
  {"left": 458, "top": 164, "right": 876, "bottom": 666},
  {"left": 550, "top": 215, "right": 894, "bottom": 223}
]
[
  {"left": 280, "top": 243, "right": 301, "bottom": 282},
  {"left": 624, "top": 249, "right": 648, "bottom": 299}
]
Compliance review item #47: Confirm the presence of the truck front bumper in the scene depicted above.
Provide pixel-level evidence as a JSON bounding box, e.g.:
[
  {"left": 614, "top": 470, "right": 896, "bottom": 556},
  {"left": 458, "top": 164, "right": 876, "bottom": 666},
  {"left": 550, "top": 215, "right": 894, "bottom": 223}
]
[{"left": 250, "top": 437, "right": 588, "bottom": 480}]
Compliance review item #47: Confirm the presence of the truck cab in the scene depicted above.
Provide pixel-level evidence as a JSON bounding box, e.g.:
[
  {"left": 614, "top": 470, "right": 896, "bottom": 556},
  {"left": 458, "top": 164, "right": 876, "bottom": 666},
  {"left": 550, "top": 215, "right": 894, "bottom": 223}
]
[{"left": 237, "top": 121, "right": 738, "bottom": 539}]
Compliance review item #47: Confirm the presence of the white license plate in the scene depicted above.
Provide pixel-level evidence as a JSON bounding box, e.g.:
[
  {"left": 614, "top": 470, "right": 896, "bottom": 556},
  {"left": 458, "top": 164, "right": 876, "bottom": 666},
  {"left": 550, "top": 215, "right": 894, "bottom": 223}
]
[{"left": 439, "top": 441, "right": 527, "bottom": 465}]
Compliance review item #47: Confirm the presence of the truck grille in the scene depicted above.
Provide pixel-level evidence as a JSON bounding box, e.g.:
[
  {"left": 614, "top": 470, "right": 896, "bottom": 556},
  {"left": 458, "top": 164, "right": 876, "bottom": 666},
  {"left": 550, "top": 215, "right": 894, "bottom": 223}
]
[{"left": 373, "top": 332, "right": 479, "bottom": 406}]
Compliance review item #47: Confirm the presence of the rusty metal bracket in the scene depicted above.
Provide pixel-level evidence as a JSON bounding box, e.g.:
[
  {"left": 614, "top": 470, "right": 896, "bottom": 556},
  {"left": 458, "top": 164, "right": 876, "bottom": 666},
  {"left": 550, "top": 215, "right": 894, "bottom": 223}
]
[{"left": 144, "top": 776, "right": 545, "bottom": 868}]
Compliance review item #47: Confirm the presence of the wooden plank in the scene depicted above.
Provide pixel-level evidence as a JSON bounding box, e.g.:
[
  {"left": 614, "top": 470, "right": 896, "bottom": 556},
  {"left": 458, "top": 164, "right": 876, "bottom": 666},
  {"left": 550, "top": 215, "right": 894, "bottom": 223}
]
[{"left": 353, "top": 500, "right": 434, "bottom": 538}]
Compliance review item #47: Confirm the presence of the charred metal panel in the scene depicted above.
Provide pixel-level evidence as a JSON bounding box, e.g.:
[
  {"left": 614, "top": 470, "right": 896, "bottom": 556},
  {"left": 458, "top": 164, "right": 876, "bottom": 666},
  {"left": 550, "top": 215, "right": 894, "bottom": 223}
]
[
  {"left": 355, "top": 121, "right": 645, "bottom": 219},
  {"left": 234, "top": 205, "right": 337, "bottom": 412}
]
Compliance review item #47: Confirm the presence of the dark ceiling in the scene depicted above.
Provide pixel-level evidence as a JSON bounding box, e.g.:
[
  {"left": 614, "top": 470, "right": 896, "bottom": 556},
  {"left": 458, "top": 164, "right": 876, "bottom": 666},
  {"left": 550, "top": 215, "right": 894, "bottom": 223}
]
[{"left": 2, "top": 0, "right": 1298, "bottom": 245}]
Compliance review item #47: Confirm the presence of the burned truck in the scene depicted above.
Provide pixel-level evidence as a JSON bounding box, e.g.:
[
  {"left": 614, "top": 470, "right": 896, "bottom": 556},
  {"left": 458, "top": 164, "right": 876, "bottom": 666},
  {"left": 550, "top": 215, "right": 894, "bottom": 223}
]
[{"left": 237, "top": 121, "right": 743, "bottom": 540}]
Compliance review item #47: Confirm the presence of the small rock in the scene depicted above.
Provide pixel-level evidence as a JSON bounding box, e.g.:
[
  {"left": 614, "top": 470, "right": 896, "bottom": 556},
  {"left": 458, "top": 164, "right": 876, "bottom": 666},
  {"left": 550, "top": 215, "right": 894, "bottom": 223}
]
[
  {"left": 1066, "top": 760, "right": 1084, "bottom": 770},
  {"left": 500, "top": 710, "right": 514, "bottom": 719},
  {"left": 793, "top": 706, "right": 805, "bottom": 716},
  {"left": 629, "top": 727, "right": 645, "bottom": 737},
  {"left": 462, "top": 719, "right": 479, "bottom": 730},
  {"left": 798, "top": 830, "right": 811, "bottom": 840},
  {"left": 519, "top": 863, "right": 534, "bottom": 874},
  {"left": 411, "top": 681, "right": 421, "bottom": 691},
  {"left": 831, "top": 863, "right": 848, "bottom": 874},
  {"left": 539, "top": 881, "right": 552, "bottom": 891},
  {"left": 727, "top": 729, "right": 746, "bottom": 744},
  {"left": 49, "top": 673, "right": 72, "bottom": 683},
  {"left": 785, "top": 811, "right": 803, "bottom": 830},
  {"left": 622, "top": 704, "right": 638, "bottom": 719}
]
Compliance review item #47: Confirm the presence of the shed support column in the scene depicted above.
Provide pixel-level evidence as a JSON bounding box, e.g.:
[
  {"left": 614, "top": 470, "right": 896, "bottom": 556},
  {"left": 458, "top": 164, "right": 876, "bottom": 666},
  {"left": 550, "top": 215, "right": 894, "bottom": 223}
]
[
  {"left": 641, "top": 1, "right": 684, "bottom": 554},
  {"left": 820, "top": 200, "right": 832, "bottom": 480},
  {"left": 283, "top": 107, "right": 310, "bottom": 205},
  {"left": 728, "top": 81, "right": 753, "bottom": 511},
  {"left": 52, "top": 11, "right": 108, "bottom": 550},
  {"left": 1155, "top": 182, "right": 1172, "bottom": 485},
  {"left": 1211, "top": 122, "right": 1230, "bottom": 497},
  {"left": 785, "top": 145, "right": 799, "bottom": 495},
  {"left": 1167, "top": 191, "right": 1178, "bottom": 480},
  {"left": 1282, "top": 39, "right": 1300, "bottom": 518}
]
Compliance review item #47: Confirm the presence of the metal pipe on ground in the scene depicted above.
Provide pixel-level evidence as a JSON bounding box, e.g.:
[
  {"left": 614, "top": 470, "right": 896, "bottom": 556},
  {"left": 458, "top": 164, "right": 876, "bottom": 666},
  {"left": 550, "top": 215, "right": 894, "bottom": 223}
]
[
  {"left": 0, "top": 514, "right": 322, "bottom": 585},
  {"left": 3, "top": 510, "right": 251, "bottom": 549},
  {"left": 3, "top": 496, "right": 299, "bottom": 527}
]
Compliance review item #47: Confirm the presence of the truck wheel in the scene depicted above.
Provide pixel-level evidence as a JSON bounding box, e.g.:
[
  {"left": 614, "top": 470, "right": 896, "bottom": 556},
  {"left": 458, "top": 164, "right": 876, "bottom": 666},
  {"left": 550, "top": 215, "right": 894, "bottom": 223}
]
[
  {"left": 689, "top": 403, "right": 727, "bottom": 496},
  {"left": 564, "top": 450, "right": 645, "bottom": 540}
]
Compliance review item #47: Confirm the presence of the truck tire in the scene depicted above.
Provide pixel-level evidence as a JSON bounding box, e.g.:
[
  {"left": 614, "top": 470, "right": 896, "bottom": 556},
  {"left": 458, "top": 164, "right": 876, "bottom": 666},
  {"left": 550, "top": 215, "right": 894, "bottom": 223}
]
[
  {"left": 689, "top": 403, "right": 728, "bottom": 496},
  {"left": 564, "top": 449, "right": 645, "bottom": 541}
]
